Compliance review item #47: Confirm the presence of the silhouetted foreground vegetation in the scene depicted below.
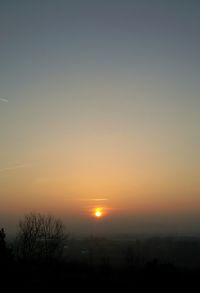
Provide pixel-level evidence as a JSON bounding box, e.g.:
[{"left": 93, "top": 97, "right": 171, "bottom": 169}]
[
  {"left": 1, "top": 213, "right": 200, "bottom": 291},
  {"left": 16, "top": 213, "right": 67, "bottom": 261}
]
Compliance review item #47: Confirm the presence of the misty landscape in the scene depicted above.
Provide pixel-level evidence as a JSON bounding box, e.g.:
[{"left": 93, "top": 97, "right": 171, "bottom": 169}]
[
  {"left": 1, "top": 213, "right": 200, "bottom": 290},
  {"left": 1, "top": 0, "right": 200, "bottom": 291}
]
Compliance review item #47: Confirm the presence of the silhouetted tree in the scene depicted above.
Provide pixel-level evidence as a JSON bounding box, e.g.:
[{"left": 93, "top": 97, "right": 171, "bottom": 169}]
[
  {"left": 17, "top": 213, "right": 67, "bottom": 261},
  {"left": 0, "top": 228, "right": 6, "bottom": 255},
  {"left": 0, "top": 228, "right": 13, "bottom": 265}
]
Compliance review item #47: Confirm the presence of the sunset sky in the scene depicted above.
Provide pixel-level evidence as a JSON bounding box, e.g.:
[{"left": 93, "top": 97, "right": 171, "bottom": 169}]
[{"left": 1, "top": 0, "right": 200, "bottom": 235}]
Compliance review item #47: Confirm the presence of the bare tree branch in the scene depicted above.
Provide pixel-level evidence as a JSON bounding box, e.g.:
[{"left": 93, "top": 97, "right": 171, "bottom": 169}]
[{"left": 17, "top": 213, "right": 68, "bottom": 261}]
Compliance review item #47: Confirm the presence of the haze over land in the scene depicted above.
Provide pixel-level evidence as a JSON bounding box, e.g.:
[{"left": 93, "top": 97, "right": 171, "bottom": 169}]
[{"left": 0, "top": 0, "right": 200, "bottom": 235}]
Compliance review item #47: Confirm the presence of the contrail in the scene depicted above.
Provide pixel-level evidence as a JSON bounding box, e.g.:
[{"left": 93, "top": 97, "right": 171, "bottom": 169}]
[
  {"left": 0, "top": 163, "right": 33, "bottom": 173},
  {"left": 0, "top": 97, "right": 8, "bottom": 103}
]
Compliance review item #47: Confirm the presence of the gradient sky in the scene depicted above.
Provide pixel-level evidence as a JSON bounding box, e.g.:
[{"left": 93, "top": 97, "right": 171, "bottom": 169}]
[{"left": 1, "top": 0, "right": 200, "bottom": 235}]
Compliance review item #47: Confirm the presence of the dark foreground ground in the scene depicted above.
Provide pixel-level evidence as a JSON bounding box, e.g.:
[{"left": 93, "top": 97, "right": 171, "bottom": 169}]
[
  {"left": 1, "top": 260, "right": 200, "bottom": 292},
  {"left": 2, "top": 235, "right": 200, "bottom": 291}
]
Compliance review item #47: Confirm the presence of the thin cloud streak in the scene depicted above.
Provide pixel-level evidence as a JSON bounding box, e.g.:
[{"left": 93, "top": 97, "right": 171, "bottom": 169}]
[
  {"left": 79, "top": 198, "right": 108, "bottom": 202},
  {"left": 0, "top": 163, "right": 34, "bottom": 173},
  {"left": 0, "top": 97, "right": 8, "bottom": 103}
]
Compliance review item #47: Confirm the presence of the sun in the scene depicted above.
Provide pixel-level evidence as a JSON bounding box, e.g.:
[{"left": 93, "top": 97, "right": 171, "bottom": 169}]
[
  {"left": 95, "top": 210, "right": 102, "bottom": 217},
  {"left": 94, "top": 208, "right": 103, "bottom": 218},
  {"left": 92, "top": 207, "right": 108, "bottom": 219}
]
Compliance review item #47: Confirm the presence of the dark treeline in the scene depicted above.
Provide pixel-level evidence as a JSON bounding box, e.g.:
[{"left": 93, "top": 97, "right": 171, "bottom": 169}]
[{"left": 1, "top": 213, "right": 200, "bottom": 291}]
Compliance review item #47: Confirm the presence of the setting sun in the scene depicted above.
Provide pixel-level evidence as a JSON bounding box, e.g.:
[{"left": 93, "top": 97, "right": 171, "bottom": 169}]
[
  {"left": 94, "top": 208, "right": 103, "bottom": 219},
  {"left": 95, "top": 210, "right": 102, "bottom": 217}
]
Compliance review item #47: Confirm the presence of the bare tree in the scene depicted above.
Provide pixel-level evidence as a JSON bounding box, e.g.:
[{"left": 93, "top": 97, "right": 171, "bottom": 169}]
[
  {"left": 17, "top": 213, "right": 67, "bottom": 261},
  {"left": 0, "top": 228, "right": 6, "bottom": 261}
]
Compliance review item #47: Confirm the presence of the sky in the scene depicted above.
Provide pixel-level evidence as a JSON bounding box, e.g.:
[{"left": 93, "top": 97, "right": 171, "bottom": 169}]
[{"left": 0, "top": 0, "right": 200, "bottom": 235}]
